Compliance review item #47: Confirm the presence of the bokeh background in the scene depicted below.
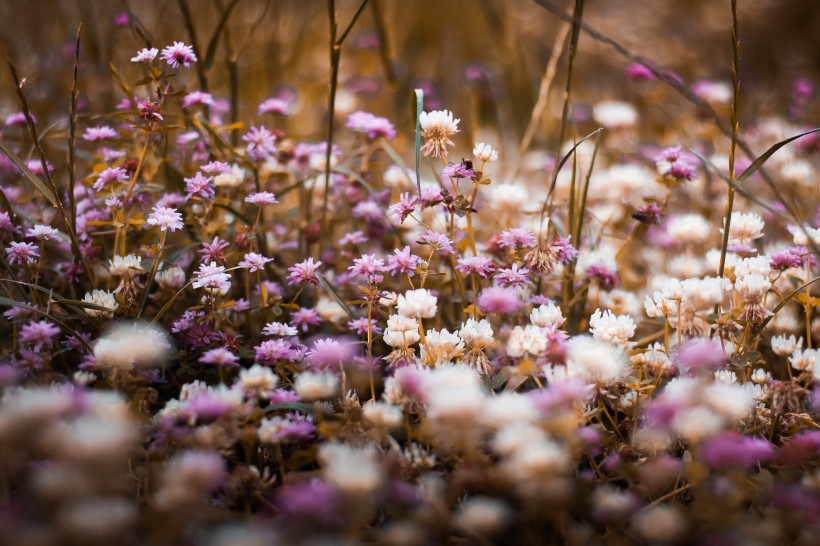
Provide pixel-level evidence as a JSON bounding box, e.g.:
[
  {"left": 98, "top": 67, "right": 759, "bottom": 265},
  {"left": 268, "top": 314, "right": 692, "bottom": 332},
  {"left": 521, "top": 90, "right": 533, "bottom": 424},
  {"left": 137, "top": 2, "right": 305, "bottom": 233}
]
[{"left": 0, "top": 0, "right": 817, "bottom": 164}]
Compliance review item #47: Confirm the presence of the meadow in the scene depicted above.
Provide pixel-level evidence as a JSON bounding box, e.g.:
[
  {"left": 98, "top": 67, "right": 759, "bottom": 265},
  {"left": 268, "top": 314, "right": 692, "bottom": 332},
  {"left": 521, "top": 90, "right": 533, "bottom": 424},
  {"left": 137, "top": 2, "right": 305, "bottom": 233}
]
[{"left": 0, "top": 0, "right": 818, "bottom": 544}]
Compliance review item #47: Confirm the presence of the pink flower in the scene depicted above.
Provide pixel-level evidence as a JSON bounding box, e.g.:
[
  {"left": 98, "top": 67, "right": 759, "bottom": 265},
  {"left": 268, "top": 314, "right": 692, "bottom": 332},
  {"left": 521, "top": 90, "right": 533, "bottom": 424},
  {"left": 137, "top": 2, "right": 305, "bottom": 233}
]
[
  {"left": 93, "top": 167, "right": 129, "bottom": 192},
  {"left": 498, "top": 227, "right": 537, "bottom": 249},
  {"left": 26, "top": 224, "right": 60, "bottom": 241},
  {"left": 245, "top": 192, "right": 279, "bottom": 206},
  {"left": 193, "top": 262, "right": 231, "bottom": 293},
  {"left": 290, "top": 308, "right": 322, "bottom": 332},
  {"left": 201, "top": 161, "right": 231, "bottom": 175},
  {"left": 287, "top": 258, "right": 323, "bottom": 286},
  {"left": 345, "top": 110, "right": 397, "bottom": 141},
  {"left": 243, "top": 125, "right": 277, "bottom": 161},
  {"left": 255, "top": 338, "right": 301, "bottom": 363},
  {"left": 258, "top": 97, "right": 291, "bottom": 116},
  {"left": 477, "top": 286, "right": 521, "bottom": 314},
  {"left": 184, "top": 172, "right": 215, "bottom": 200},
  {"left": 455, "top": 256, "right": 495, "bottom": 278},
  {"left": 495, "top": 263, "right": 532, "bottom": 288},
  {"left": 387, "top": 246, "right": 422, "bottom": 277},
  {"left": 182, "top": 91, "right": 214, "bottom": 109},
  {"left": 198, "top": 237, "right": 230, "bottom": 264},
  {"left": 262, "top": 321, "right": 298, "bottom": 337},
  {"left": 146, "top": 206, "right": 184, "bottom": 232},
  {"left": 418, "top": 229, "right": 454, "bottom": 255},
  {"left": 5, "top": 241, "right": 39, "bottom": 265},
  {"left": 239, "top": 252, "right": 273, "bottom": 272},
  {"left": 388, "top": 193, "right": 419, "bottom": 224},
  {"left": 20, "top": 320, "right": 60, "bottom": 350},
  {"left": 200, "top": 347, "right": 240, "bottom": 367},
  {"left": 5, "top": 112, "right": 35, "bottom": 126},
  {"left": 348, "top": 253, "right": 387, "bottom": 283},
  {"left": 131, "top": 47, "right": 158, "bottom": 63},
  {"left": 82, "top": 126, "right": 119, "bottom": 141},
  {"left": 161, "top": 41, "right": 197, "bottom": 68}
]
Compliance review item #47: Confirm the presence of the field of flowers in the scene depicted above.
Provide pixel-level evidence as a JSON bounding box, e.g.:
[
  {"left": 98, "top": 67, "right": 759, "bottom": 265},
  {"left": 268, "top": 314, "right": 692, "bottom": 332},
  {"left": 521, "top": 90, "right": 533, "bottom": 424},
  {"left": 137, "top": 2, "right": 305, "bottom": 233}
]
[{"left": 0, "top": 0, "right": 818, "bottom": 544}]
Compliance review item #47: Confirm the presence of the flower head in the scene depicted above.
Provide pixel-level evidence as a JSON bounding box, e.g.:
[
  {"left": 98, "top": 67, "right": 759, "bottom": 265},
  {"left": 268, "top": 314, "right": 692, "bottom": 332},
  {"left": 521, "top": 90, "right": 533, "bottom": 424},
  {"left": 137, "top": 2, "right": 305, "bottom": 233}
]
[
  {"left": 161, "top": 41, "right": 197, "bottom": 68},
  {"left": 5, "top": 241, "right": 39, "bottom": 265},
  {"left": 147, "top": 206, "right": 184, "bottom": 232},
  {"left": 131, "top": 47, "right": 158, "bottom": 63},
  {"left": 419, "top": 109, "right": 460, "bottom": 158}
]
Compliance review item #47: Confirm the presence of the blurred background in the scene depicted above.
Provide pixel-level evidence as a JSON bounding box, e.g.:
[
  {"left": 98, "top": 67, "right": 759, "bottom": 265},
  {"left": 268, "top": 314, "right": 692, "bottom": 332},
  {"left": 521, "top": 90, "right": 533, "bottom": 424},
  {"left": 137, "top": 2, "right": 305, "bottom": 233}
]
[{"left": 0, "top": 0, "right": 817, "bottom": 164}]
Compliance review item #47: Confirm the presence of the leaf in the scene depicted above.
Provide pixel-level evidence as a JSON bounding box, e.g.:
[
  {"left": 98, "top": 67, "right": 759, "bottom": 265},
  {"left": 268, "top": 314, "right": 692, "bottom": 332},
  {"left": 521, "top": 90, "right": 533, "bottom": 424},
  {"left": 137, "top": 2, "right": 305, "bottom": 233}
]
[
  {"left": 413, "top": 88, "right": 423, "bottom": 196},
  {"left": 315, "top": 271, "right": 354, "bottom": 318},
  {"left": 0, "top": 139, "right": 59, "bottom": 207},
  {"left": 736, "top": 127, "right": 820, "bottom": 186}
]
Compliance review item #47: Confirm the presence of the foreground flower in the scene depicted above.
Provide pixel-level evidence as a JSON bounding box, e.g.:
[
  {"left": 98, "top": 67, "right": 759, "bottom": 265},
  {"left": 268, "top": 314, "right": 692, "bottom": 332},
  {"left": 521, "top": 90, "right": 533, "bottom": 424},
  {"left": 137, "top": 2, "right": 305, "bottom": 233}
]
[
  {"left": 192, "top": 262, "right": 232, "bottom": 294},
  {"left": 82, "top": 289, "right": 119, "bottom": 318},
  {"left": 397, "top": 289, "right": 438, "bottom": 319},
  {"left": 419, "top": 109, "right": 460, "bottom": 158},
  {"left": 287, "top": 258, "right": 322, "bottom": 286}
]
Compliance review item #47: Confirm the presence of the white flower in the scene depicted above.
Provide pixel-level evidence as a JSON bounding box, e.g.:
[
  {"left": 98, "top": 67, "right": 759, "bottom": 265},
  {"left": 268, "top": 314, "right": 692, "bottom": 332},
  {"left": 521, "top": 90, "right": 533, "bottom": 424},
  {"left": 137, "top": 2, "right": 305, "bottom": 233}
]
[
  {"left": 489, "top": 183, "right": 528, "bottom": 213},
  {"left": 667, "top": 214, "right": 711, "bottom": 245},
  {"left": 565, "top": 335, "right": 628, "bottom": 385},
  {"left": 530, "top": 303, "right": 565, "bottom": 329},
  {"left": 397, "top": 288, "right": 438, "bottom": 319},
  {"left": 419, "top": 110, "right": 460, "bottom": 158},
  {"left": 319, "top": 443, "right": 384, "bottom": 496},
  {"left": 771, "top": 334, "right": 802, "bottom": 356},
  {"left": 734, "top": 256, "right": 771, "bottom": 279},
  {"left": 383, "top": 165, "right": 412, "bottom": 188},
  {"left": 293, "top": 371, "right": 339, "bottom": 400},
  {"left": 589, "top": 309, "right": 635, "bottom": 348},
  {"left": 459, "top": 318, "right": 494, "bottom": 348},
  {"left": 789, "top": 348, "right": 817, "bottom": 373},
  {"left": 723, "top": 212, "right": 764, "bottom": 248},
  {"left": 315, "top": 297, "right": 348, "bottom": 323},
  {"left": 734, "top": 273, "right": 770, "bottom": 302},
  {"left": 592, "top": 100, "right": 637, "bottom": 129},
  {"left": 362, "top": 401, "right": 403, "bottom": 429},
  {"left": 239, "top": 364, "right": 279, "bottom": 392},
  {"left": 421, "top": 328, "right": 465, "bottom": 365},
  {"left": 82, "top": 289, "right": 119, "bottom": 317},
  {"left": 93, "top": 322, "right": 171, "bottom": 369},
  {"left": 506, "top": 325, "right": 547, "bottom": 358},
  {"left": 379, "top": 291, "right": 398, "bottom": 307},
  {"left": 109, "top": 254, "right": 144, "bottom": 276},
  {"left": 213, "top": 164, "right": 245, "bottom": 187},
  {"left": 788, "top": 225, "right": 820, "bottom": 247},
  {"left": 156, "top": 266, "right": 185, "bottom": 290},
  {"left": 131, "top": 47, "right": 158, "bottom": 63},
  {"left": 473, "top": 142, "right": 498, "bottom": 163}
]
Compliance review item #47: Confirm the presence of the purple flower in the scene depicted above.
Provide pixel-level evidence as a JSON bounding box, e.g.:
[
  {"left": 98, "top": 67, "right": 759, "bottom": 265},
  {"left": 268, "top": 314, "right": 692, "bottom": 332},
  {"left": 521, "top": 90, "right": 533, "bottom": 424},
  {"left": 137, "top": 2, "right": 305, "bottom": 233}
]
[
  {"left": 93, "top": 167, "right": 129, "bottom": 192},
  {"left": 82, "top": 126, "right": 119, "bottom": 141},
  {"left": 5, "top": 112, "right": 35, "bottom": 126},
  {"left": 290, "top": 308, "right": 322, "bottom": 333},
  {"left": 418, "top": 229, "right": 455, "bottom": 255},
  {"left": 348, "top": 253, "right": 387, "bottom": 283},
  {"left": 181, "top": 91, "right": 214, "bottom": 109},
  {"left": 200, "top": 347, "right": 240, "bottom": 367},
  {"left": 441, "top": 161, "right": 475, "bottom": 179},
  {"left": 201, "top": 161, "right": 231, "bottom": 175},
  {"left": 387, "top": 246, "right": 422, "bottom": 277},
  {"left": 626, "top": 62, "right": 656, "bottom": 81},
  {"left": 26, "top": 224, "right": 60, "bottom": 241},
  {"left": 305, "top": 338, "right": 355, "bottom": 370},
  {"left": 287, "top": 258, "right": 323, "bottom": 286},
  {"left": 456, "top": 256, "right": 495, "bottom": 278},
  {"left": 239, "top": 252, "right": 273, "bottom": 272},
  {"left": 161, "top": 41, "right": 197, "bottom": 68},
  {"left": 184, "top": 172, "right": 215, "bottom": 201},
  {"left": 20, "top": 320, "right": 60, "bottom": 350},
  {"left": 587, "top": 262, "right": 619, "bottom": 291},
  {"left": 245, "top": 192, "right": 279, "bottom": 206},
  {"left": 243, "top": 125, "right": 277, "bottom": 161},
  {"left": 345, "top": 110, "right": 397, "bottom": 141},
  {"left": 700, "top": 433, "right": 774, "bottom": 470},
  {"left": 192, "top": 262, "right": 231, "bottom": 293},
  {"left": 632, "top": 201, "right": 663, "bottom": 224},
  {"left": 769, "top": 247, "right": 803, "bottom": 270},
  {"left": 498, "top": 227, "right": 537, "bottom": 249},
  {"left": 388, "top": 193, "right": 419, "bottom": 225},
  {"left": 276, "top": 479, "right": 341, "bottom": 525},
  {"left": 146, "top": 206, "right": 184, "bottom": 232},
  {"left": 198, "top": 236, "right": 230, "bottom": 264},
  {"left": 347, "top": 317, "right": 383, "bottom": 336},
  {"left": 255, "top": 338, "right": 301, "bottom": 363},
  {"left": 258, "top": 97, "right": 291, "bottom": 116},
  {"left": 495, "top": 263, "right": 532, "bottom": 288},
  {"left": 477, "top": 286, "right": 522, "bottom": 314},
  {"left": 674, "top": 338, "right": 727, "bottom": 375},
  {"left": 130, "top": 47, "right": 158, "bottom": 63},
  {"left": 338, "top": 231, "right": 368, "bottom": 246},
  {"left": 138, "top": 100, "right": 164, "bottom": 123},
  {"left": 5, "top": 241, "right": 39, "bottom": 265}
]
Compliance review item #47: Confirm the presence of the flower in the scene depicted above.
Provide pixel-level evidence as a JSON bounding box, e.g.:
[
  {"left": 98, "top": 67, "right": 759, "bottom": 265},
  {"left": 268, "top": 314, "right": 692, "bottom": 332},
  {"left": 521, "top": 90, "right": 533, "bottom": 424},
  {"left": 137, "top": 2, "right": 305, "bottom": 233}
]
[
  {"left": 565, "top": 335, "right": 628, "bottom": 385},
  {"left": 93, "top": 166, "right": 129, "bottom": 192},
  {"left": 589, "top": 309, "right": 636, "bottom": 348},
  {"left": 243, "top": 125, "right": 277, "bottom": 161},
  {"left": 477, "top": 286, "right": 521, "bottom": 314},
  {"left": 294, "top": 372, "right": 339, "bottom": 401},
  {"left": 82, "top": 126, "right": 119, "bottom": 141},
  {"left": 181, "top": 91, "right": 214, "bottom": 109},
  {"left": 192, "top": 262, "right": 232, "bottom": 294},
  {"left": 473, "top": 142, "right": 498, "bottom": 163},
  {"left": 199, "top": 347, "right": 240, "bottom": 367},
  {"left": 495, "top": 264, "right": 532, "bottom": 288},
  {"left": 161, "top": 41, "right": 197, "bottom": 68},
  {"left": 287, "top": 258, "right": 323, "bottom": 286},
  {"left": 441, "top": 161, "right": 475, "bottom": 179},
  {"left": 499, "top": 227, "right": 537, "bottom": 249},
  {"left": 93, "top": 322, "right": 171, "bottom": 369},
  {"left": 198, "top": 237, "right": 230, "bottom": 264},
  {"left": 723, "top": 212, "right": 765, "bottom": 252},
  {"left": 388, "top": 193, "right": 419, "bottom": 225},
  {"left": 530, "top": 303, "right": 565, "bottom": 329},
  {"left": 25, "top": 224, "right": 60, "bottom": 241},
  {"left": 239, "top": 252, "right": 273, "bottom": 272},
  {"left": 258, "top": 97, "right": 290, "bottom": 116},
  {"left": 245, "top": 192, "right": 278, "bottom": 206},
  {"left": 592, "top": 100, "right": 637, "bottom": 129},
  {"left": 456, "top": 256, "right": 495, "bottom": 278},
  {"left": 255, "top": 338, "right": 301, "bottom": 363},
  {"left": 771, "top": 334, "right": 802, "bottom": 356},
  {"left": 20, "top": 320, "right": 60, "bottom": 350},
  {"left": 345, "top": 110, "right": 397, "bottom": 141},
  {"left": 5, "top": 241, "right": 39, "bottom": 265},
  {"left": 130, "top": 47, "right": 158, "bottom": 63},
  {"left": 387, "top": 246, "right": 423, "bottom": 277},
  {"left": 184, "top": 172, "right": 215, "bottom": 200},
  {"left": 397, "top": 289, "right": 438, "bottom": 319},
  {"left": 146, "top": 206, "right": 184, "bottom": 232},
  {"left": 419, "top": 109, "right": 460, "bottom": 158},
  {"left": 82, "top": 289, "right": 119, "bottom": 318},
  {"left": 418, "top": 229, "right": 455, "bottom": 255},
  {"left": 262, "top": 321, "right": 298, "bottom": 337}
]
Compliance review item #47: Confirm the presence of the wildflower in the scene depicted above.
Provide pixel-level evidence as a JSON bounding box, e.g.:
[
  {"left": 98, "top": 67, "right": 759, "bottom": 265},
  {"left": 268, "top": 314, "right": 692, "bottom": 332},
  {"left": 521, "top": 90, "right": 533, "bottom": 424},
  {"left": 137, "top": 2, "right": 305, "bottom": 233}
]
[
  {"left": 489, "top": 183, "right": 527, "bottom": 212},
  {"left": 348, "top": 253, "right": 387, "bottom": 284},
  {"left": 287, "top": 258, "right": 323, "bottom": 286},
  {"left": 258, "top": 97, "right": 290, "bottom": 116},
  {"left": 82, "top": 289, "right": 119, "bottom": 318},
  {"left": 632, "top": 201, "right": 663, "bottom": 224},
  {"left": 345, "top": 110, "right": 397, "bottom": 141},
  {"left": 421, "top": 328, "right": 465, "bottom": 366},
  {"left": 306, "top": 338, "right": 355, "bottom": 369},
  {"left": 592, "top": 100, "right": 637, "bottom": 129},
  {"left": 769, "top": 247, "right": 803, "bottom": 270},
  {"left": 130, "top": 47, "right": 158, "bottom": 63},
  {"left": 524, "top": 235, "right": 577, "bottom": 275},
  {"left": 245, "top": 192, "right": 278, "bottom": 206},
  {"left": 255, "top": 338, "right": 301, "bottom": 363},
  {"left": 199, "top": 347, "right": 239, "bottom": 367},
  {"left": 161, "top": 41, "right": 197, "bottom": 68},
  {"left": 734, "top": 274, "right": 771, "bottom": 322},
  {"left": 146, "top": 206, "right": 184, "bottom": 232},
  {"left": 347, "top": 317, "right": 383, "bottom": 336},
  {"left": 198, "top": 236, "right": 230, "bottom": 264},
  {"left": 338, "top": 231, "right": 368, "bottom": 246},
  {"left": 499, "top": 227, "right": 537, "bottom": 249},
  {"left": 239, "top": 252, "right": 273, "bottom": 272},
  {"left": 5, "top": 241, "right": 39, "bottom": 265},
  {"left": 419, "top": 109, "right": 460, "bottom": 158},
  {"left": 386, "top": 246, "right": 422, "bottom": 277},
  {"left": 258, "top": 413, "right": 316, "bottom": 444},
  {"left": 565, "top": 335, "right": 628, "bottom": 385},
  {"left": 477, "top": 286, "right": 521, "bottom": 314},
  {"left": 656, "top": 146, "right": 698, "bottom": 183},
  {"left": 109, "top": 254, "right": 143, "bottom": 276},
  {"left": 495, "top": 263, "right": 532, "bottom": 288},
  {"left": 530, "top": 303, "right": 565, "bottom": 329},
  {"left": 473, "top": 142, "right": 498, "bottom": 163},
  {"left": 456, "top": 255, "right": 495, "bottom": 278},
  {"left": 290, "top": 308, "right": 322, "bottom": 332},
  {"left": 138, "top": 100, "right": 164, "bottom": 123},
  {"left": 723, "top": 212, "right": 765, "bottom": 253},
  {"left": 192, "top": 262, "right": 232, "bottom": 294},
  {"left": 294, "top": 371, "right": 339, "bottom": 401},
  {"left": 181, "top": 91, "right": 214, "bottom": 109},
  {"left": 692, "top": 79, "right": 732, "bottom": 104},
  {"left": 626, "top": 62, "right": 656, "bottom": 80},
  {"left": 397, "top": 288, "right": 438, "bottom": 319},
  {"left": 362, "top": 401, "right": 403, "bottom": 429},
  {"left": 4, "top": 112, "right": 34, "bottom": 126},
  {"left": 25, "top": 224, "right": 60, "bottom": 241},
  {"left": 93, "top": 322, "right": 171, "bottom": 369},
  {"left": 184, "top": 172, "right": 215, "bottom": 201},
  {"left": 243, "top": 125, "right": 277, "bottom": 161},
  {"left": 213, "top": 164, "right": 245, "bottom": 187},
  {"left": 788, "top": 224, "right": 820, "bottom": 247},
  {"left": 507, "top": 325, "right": 547, "bottom": 358},
  {"left": 789, "top": 348, "right": 817, "bottom": 373},
  {"left": 418, "top": 229, "right": 455, "bottom": 255},
  {"left": 20, "top": 320, "right": 60, "bottom": 350},
  {"left": 262, "top": 321, "right": 298, "bottom": 337},
  {"left": 771, "top": 334, "right": 802, "bottom": 356},
  {"left": 589, "top": 309, "right": 636, "bottom": 348},
  {"left": 388, "top": 193, "right": 419, "bottom": 224},
  {"left": 93, "top": 166, "right": 129, "bottom": 192},
  {"left": 700, "top": 433, "right": 774, "bottom": 470},
  {"left": 459, "top": 318, "right": 494, "bottom": 373},
  {"left": 82, "top": 126, "right": 119, "bottom": 141},
  {"left": 238, "top": 363, "right": 278, "bottom": 392},
  {"left": 441, "top": 161, "right": 475, "bottom": 179}
]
